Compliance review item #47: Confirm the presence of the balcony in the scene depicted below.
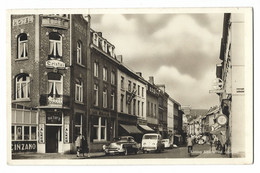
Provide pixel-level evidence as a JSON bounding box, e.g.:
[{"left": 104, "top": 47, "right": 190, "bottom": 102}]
[
  {"left": 41, "top": 14, "right": 70, "bottom": 29},
  {"left": 39, "top": 94, "right": 70, "bottom": 109}
]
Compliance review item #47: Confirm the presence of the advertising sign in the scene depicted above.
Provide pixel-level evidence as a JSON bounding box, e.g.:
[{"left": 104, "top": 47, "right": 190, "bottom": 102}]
[
  {"left": 12, "top": 141, "right": 37, "bottom": 152},
  {"left": 46, "top": 60, "right": 66, "bottom": 69},
  {"left": 46, "top": 112, "right": 62, "bottom": 124},
  {"left": 13, "top": 16, "right": 34, "bottom": 26},
  {"left": 217, "top": 114, "right": 228, "bottom": 125},
  {"left": 39, "top": 124, "right": 45, "bottom": 144},
  {"left": 64, "top": 124, "right": 69, "bottom": 143}
]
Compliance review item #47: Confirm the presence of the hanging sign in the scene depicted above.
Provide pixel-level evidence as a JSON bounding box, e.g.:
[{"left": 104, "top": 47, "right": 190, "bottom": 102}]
[
  {"left": 39, "top": 124, "right": 45, "bottom": 144},
  {"left": 216, "top": 114, "right": 228, "bottom": 126},
  {"left": 64, "top": 124, "right": 69, "bottom": 143},
  {"left": 46, "top": 60, "right": 66, "bottom": 69}
]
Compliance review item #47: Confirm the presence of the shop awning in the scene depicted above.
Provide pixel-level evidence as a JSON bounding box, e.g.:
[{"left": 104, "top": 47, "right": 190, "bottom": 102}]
[
  {"left": 138, "top": 125, "right": 154, "bottom": 132},
  {"left": 120, "top": 124, "right": 142, "bottom": 134}
]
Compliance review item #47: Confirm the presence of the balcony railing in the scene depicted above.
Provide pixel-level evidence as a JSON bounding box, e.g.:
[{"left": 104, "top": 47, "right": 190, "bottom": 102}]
[{"left": 40, "top": 94, "right": 70, "bottom": 108}]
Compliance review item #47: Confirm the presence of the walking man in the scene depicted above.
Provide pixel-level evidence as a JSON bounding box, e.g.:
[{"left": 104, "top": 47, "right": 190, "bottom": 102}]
[
  {"left": 75, "top": 133, "right": 83, "bottom": 157},
  {"left": 187, "top": 135, "right": 193, "bottom": 156}
]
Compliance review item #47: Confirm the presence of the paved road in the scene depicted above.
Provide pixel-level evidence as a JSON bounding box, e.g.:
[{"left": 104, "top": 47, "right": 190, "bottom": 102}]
[{"left": 95, "top": 144, "right": 211, "bottom": 159}]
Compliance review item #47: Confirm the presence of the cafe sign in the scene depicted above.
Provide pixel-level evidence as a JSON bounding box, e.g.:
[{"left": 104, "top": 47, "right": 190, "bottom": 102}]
[
  {"left": 46, "top": 60, "right": 66, "bottom": 69},
  {"left": 217, "top": 114, "right": 228, "bottom": 126},
  {"left": 46, "top": 112, "right": 62, "bottom": 124},
  {"left": 12, "top": 141, "right": 37, "bottom": 152}
]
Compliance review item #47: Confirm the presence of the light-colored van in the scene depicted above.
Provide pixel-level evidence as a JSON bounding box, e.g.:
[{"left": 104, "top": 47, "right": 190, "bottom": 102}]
[{"left": 141, "top": 133, "right": 164, "bottom": 153}]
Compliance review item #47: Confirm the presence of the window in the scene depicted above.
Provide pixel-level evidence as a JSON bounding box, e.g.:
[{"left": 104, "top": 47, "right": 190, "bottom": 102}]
[
  {"left": 128, "top": 81, "right": 131, "bottom": 92},
  {"left": 120, "top": 94, "right": 124, "bottom": 112},
  {"left": 147, "top": 102, "right": 150, "bottom": 116},
  {"left": 142, "top": 102, "right": 144, "bottom": 117},
  {"left": 48, "top": 73, "right": 63, "bottom": 97},
  {"left": 11, "top": 108, "right": 37, "bottom": 141},
  {"left": 111, "top": 71, "right": 116, "bottom": 85},
  {"left": 151, "top": 103, "right": 154, "bottom": 117},
  {"left": 133, "top": 83, "right": 136, "bottom": 91},
  {"left": 75, "top": 79, "right": 83, "bottom": 102},
  {"left": 121, "top": 76, "right": 124, "bottom": 89},
  {"left": 94, "top": 84, "right": 98, "bottom": 106},
  {"left": 15, "top": 74, "right": 30, "bottom": 100},
  {"left": 103, "top": 89, "right": 107, "bottom": 108},
  {"left": 154, "top": 104, "right": 157, "bottom": 117},
  {"left": 142, "top": 87, "right": 144, "bottom": 97},
  {"left": 133, "top": 99, "right": 136, "bottom": 115},
  {"left": 111, "top": 92, "right": 115, "bottom": 110},
  {"left": 76, "top": 41, "right": 82, "bottom": 64},
  {"left": 49, "top": 32, "right": 62, "bottom": 59},
  {"left": 12, "top": 125, "right": 37, "bottom": 141},
  {"left": 17, "top": 33, "right": 28, "bottom": 59},
  {"left": 128, "top": 96, "right": 131, "bottom": 114},
  {"left": 94, "top": 62, "right": 99, "bottom": 77},
  {"left": 138, "top": 85, "right": 140, "bottom": 95},
  {"left": 74, "top": 113, "right": 82, "bottom": 140},
  {"left": 93, "top": 117, "right": 107, "bottom": 141},
  {"left": 103, "top": 67, "right": 107, "bottom": 81},
  {"left": 138, "top": 101, "right": 140, "bottom": 116}
]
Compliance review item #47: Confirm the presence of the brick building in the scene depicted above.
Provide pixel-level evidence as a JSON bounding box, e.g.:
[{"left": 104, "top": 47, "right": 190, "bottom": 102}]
[{"left": 11, "top": 14, "right": 91, "bottom": 153}]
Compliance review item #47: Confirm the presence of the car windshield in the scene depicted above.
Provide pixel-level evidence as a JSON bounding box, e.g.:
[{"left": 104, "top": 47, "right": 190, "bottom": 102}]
[{"left": 143, "top": 135, "right": 158, "bottom": 139}]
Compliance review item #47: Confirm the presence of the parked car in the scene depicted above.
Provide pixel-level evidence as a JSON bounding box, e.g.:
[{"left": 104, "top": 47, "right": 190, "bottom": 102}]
[
  {"left": 141, "top": 133, "right": 164, "bottom": 153},
  {"left": 162, "top": 139, "right": 173, "bottom": 149},
  {"left": 103, "top": 136, "right": 139, "bottom": 155}
]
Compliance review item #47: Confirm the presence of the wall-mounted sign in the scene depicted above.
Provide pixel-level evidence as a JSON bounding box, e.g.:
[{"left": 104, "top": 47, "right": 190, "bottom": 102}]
[
  {"left": 12, "top": 141, "right": 37, "bottom": 152},
  {"left": 13, "top": 16, "right": 34, "bottom": 26},
  {"left": 209, "top": 78, "right": 224, "bottom": 94},
  {"left": 48, "top": 96, "right": 63, "bottom": 105},
  {"left": 39, "top": 124, "right": 45, "bottom": 144},
  {"left": 217, "top": 114, "right": 228, "bottom": 126},
  {"left": 46, "top": 112, "right": 62, "bottom": 124},
  {"left": 64, "top": 124, "right": 69, "bottom": 143},
  {"left": 46, "top": 60, "right": 65, "bottom": 69}
]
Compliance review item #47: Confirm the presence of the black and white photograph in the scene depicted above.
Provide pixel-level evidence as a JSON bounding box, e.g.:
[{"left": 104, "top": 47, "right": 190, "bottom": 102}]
[{"left": 5, "top": 7, "right": 253, "bottom": 165}]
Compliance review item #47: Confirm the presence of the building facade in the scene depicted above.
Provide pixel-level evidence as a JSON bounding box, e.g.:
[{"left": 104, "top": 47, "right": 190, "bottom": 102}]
[
  {"left": 215, "top": 13, "right": 246, "bottom": 157},
  {"left": 11, "top": 14, "right": 91, "bottom": 153},
  {"left": 167, "top": 97, "right": 174, "bottom": 145}
]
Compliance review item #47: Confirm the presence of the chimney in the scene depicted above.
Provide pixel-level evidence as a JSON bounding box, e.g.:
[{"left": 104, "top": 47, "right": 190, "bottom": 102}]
[
  {"left": 136, "top": 72, "right": 142, "bottom": 77},
  {"left": 116, "top": 55, "right": 123, "bottom": 63},
  {"left": 149, "top": 76, "right": 154, "bottom": 84}
]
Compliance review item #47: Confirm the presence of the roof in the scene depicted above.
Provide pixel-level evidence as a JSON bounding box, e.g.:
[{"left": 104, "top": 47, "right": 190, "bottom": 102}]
[{"left": 190, "top": 109, "right": 208, "bottom": 117}]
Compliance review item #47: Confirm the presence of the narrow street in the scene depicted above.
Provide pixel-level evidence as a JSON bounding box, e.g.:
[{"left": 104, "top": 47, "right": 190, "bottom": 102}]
[{"left": 94, "top": 144, "right": 211, "bottom": 159}]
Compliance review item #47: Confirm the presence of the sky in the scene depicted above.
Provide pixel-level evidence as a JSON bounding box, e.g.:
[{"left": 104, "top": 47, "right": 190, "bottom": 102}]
[{"left": 90, "top": 13, "right": 224, "bottom": 109}]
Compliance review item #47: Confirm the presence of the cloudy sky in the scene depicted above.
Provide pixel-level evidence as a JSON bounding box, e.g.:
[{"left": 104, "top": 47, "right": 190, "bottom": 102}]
[{"left": 91, "top": 13, "right": 224, "bottom": 109}]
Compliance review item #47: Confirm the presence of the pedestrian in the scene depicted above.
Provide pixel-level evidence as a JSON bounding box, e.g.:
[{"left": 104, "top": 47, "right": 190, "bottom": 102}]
[
  {"left": 187, "top": 135, "right": 193, "bottom": 156},
  {"left": 82, "top": 135, "right": 90, "bottom": 158},
  {"left": 75, "top": 133, "right": 83, "bottom": 157}
]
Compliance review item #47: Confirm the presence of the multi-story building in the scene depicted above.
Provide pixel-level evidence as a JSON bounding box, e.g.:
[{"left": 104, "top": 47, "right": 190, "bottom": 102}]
[
  {"left": 157, "top": 85, "right": 168, "bottom": 139},
  {"left": 11, "top": 14, "right": 91, "bottom": 153},
  {"left": 88, "top": 29, "right": 120, "bottom": 151},
  {"left": 146, "top": 77, "right": 159, "bottom": 133},
  {"left": 116, "top": 57, "right": 147, "bottom": 142},
  {"left": 214, "top": 13, "right": 246, "bottom": 157},
  {"left": 167, "top": 97, "right": 174, "bottom": 144}
]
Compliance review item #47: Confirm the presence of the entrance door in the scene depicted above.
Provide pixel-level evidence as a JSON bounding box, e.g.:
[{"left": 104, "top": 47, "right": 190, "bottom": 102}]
[{"left": 46, "top": 126, "right": 60, "bottom": 153}]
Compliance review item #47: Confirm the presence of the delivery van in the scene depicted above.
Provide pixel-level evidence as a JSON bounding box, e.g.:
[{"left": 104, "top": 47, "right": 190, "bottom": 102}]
[{"left": 141, "top": 133, "right": 164, "bottom": 153}]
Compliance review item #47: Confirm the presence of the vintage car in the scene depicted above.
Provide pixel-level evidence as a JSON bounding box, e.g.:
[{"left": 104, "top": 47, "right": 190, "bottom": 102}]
[
  {"left": 162, "top": 139, "right": 173, "bottom": 149},
  {"left": 103, "top": 136, "right": 139, "bottom": 155},
  {"left": 141, "top": 133, "right": 164, "bottom": 153}
]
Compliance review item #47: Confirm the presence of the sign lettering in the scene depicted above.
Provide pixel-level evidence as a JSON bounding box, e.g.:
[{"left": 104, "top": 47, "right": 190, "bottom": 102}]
[
  {"left": 39, "top": 124, "right": 45, "bottom": 143},
  {"left": 13, "top": 16, "right": 34, "bottom": 26},
  {"left": 46, "top": 112, "right": 62, "bottom": 124},
  {"left": 64, "top": 124, "right": 69, "bottom": 143},
  {"left": 12, "top": 141, "right": 37, "bottom": 152},
  {"left": 46, "top": 60, "right": 65, "bottom": 69}
]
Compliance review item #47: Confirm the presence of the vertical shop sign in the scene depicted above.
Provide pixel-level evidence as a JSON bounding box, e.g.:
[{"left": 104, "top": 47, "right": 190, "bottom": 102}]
[
  {"left": 39, "top": 124, "right": 45, "bottom": 144},
  {"left": 64, "top": 124, "right": 69, "bottom": 143}
]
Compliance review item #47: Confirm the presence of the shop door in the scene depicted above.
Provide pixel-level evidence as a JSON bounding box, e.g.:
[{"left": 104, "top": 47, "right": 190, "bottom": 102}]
[{"left": 46, "top": 126, "right": 60, "bottom": 153}]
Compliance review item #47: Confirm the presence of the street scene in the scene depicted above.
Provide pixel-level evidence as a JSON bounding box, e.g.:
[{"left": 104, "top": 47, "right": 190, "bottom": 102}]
[{"left": 8, "top": 9, "right": 251, "bottom": 163}]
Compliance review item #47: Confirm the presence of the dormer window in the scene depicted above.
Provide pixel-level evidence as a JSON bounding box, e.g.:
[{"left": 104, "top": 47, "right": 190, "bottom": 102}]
[
  {"left": 49, "top": 32, "right": 62, "bottom": 59},
  {"left": 102, "top": 40, "right": 107, "bottom": 53},
  {"left": 92, "top": 33, "right": 98, "bottom": 46}
]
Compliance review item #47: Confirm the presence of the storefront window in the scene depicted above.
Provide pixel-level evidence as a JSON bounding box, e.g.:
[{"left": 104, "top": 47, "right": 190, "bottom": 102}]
[
  {"left": 93, "top": 117, "right": 107, "bottom": 141},
  {"left": 31, "top": 127, "right": 36, "bottom": 140},
  {"left": 24, "top": 126, "right": 30, "bottom": 140},
  {"left": 16, "top": 126, "right": 22, "bottom": 140},
  {"left": 12, "top": 126, "right": 14, "bottom": 140}
]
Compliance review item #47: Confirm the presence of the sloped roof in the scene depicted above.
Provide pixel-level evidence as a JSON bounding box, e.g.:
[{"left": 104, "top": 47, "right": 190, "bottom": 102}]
[{"left": 190, "top": 109, "right": 208, "bottom": 117}]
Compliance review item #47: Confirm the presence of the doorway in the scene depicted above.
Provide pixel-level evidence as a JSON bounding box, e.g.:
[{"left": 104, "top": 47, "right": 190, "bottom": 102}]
[{"left": 46, "top": 126, "right": 61, "bottom": 153}]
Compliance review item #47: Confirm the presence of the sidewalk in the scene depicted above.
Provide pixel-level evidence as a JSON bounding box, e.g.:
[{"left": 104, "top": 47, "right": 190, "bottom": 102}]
[{"left": 12, "top": 152, "right": 106, "bottom": 160}]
